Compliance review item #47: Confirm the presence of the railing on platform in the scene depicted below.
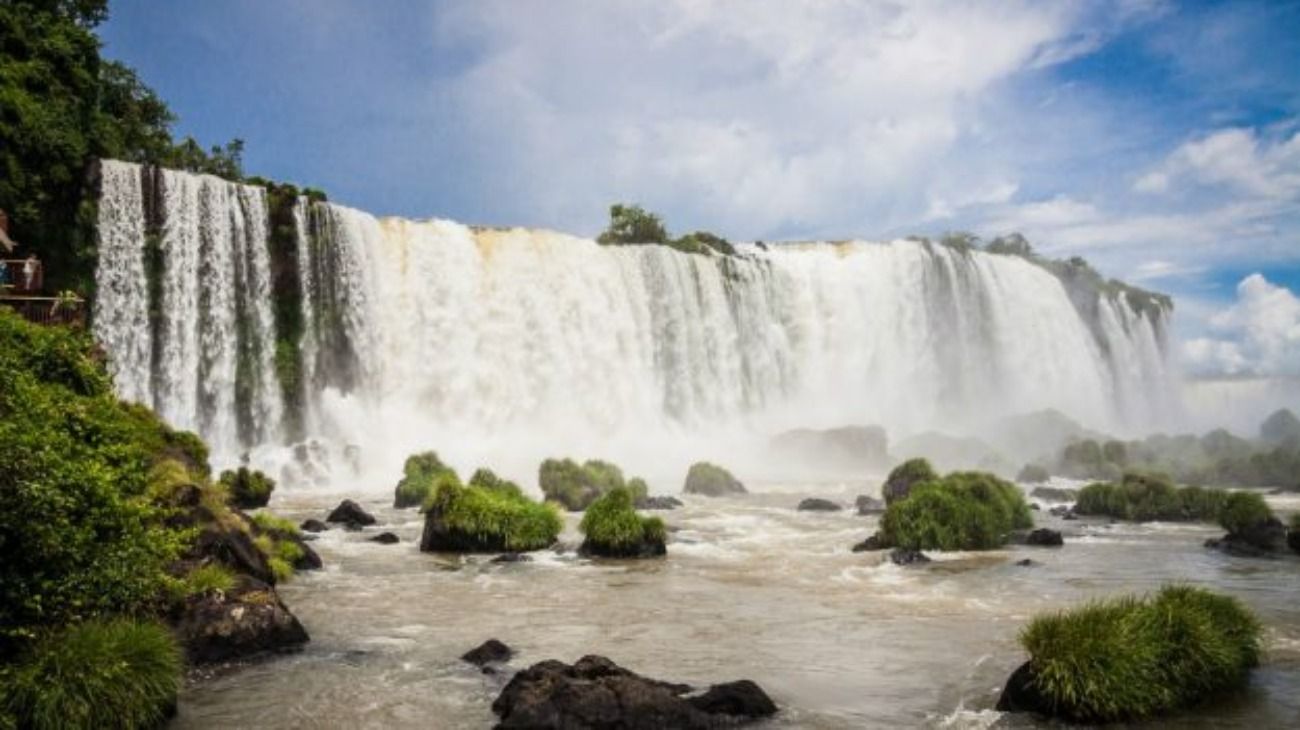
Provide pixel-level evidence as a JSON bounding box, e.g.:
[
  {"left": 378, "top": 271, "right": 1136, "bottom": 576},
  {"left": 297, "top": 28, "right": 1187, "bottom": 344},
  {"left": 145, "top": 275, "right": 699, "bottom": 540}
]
[
  {"left": 0, "top": 294, "right": 87, "bottom": 327},
  {"left": 1, "top": 258, "right": 44, "bottom": 293}
]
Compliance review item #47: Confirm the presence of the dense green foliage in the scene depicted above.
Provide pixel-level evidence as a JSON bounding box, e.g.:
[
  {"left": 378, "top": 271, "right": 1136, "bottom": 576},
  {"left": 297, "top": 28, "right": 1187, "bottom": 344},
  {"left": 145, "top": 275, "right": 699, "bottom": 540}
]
[
  {"left": 468, "top": 467, "right": 525, "bottom": 499},
  {"left": 1019, "top": 585, "right": 1260, "bottom": 722},
  {"left": 882, "top": 457, "right": 937, "bottom": 504},
  {"left": 879, "top": 471, "right": 1032, "bottom": 551},
  {"left": 1217, "top": 492, "right": 1275, "bottom": 535},
  {"left": 1057, "top": 412, "right": 1300, "bottom": 491},
  {"left": 218, "top": 466, "right": 276, "bottom": 509},
  {"left": 394, "top": 450, "right": 458, "bottom": 508},
  {"left": 1073, "top": 472, "right": 1236, "bottom": 523},
  {"left": 682, "top": 461, "right": 745, "bottom": 496},
  {"left": 425, "top": 478, "right": 562, "bottom": 551},
  {"left": 0, "top": 310, "right": 196, "bottom": 649},
  {"left": 539, "top": 457, "right": 648, "bottom": 510},
  {"left": 0, "top": 0, "right": 249, "bottom": 293},
  {"left": 596, "top": 203, "right": 735, "bottom": 256},
  {"left": 182, "top": 563, "right": 236, "bottom": 597},
  {"left": 579, "top": 486, "right": 667, "bottom": 552},
  {"left": 0, "top": 618, "right": 182, "bottom": 730}
]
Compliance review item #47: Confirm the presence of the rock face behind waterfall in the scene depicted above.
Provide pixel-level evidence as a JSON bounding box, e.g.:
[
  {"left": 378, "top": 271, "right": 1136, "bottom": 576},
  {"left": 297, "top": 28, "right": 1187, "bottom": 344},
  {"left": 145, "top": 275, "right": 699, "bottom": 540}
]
[
  {"left": 491, "top": 655, "right": 777, "bottom": 728},
  {"left": 683, "top": 462, "right": 746, "bottom": 497},
  {"left": 771, "top": 425, "right": 889, "bottom": 472}
]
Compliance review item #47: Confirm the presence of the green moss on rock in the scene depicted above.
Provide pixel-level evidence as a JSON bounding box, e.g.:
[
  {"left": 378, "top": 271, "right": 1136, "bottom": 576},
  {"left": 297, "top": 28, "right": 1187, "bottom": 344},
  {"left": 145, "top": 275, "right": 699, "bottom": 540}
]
[
  {"left": 420, "top": 479, "right": 562, "bottom": 553},
  {"left": 394, "top": 450, "right": 458, "bottom": 509},
  {"left": 579, "top": 487, "right": 667, "bottom": 558},
  {"left": 878, "top": 471, "right": 1032, "bottom": 551},
  {"left": 539, "top": 457, "right": 648, "bottom": 510}
]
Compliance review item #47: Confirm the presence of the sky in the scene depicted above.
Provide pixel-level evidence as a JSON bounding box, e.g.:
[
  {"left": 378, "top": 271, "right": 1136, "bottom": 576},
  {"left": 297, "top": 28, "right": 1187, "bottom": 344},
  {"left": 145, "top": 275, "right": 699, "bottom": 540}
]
[{"left": 99, "top": 0, "right": 1300, "bottom": 378}]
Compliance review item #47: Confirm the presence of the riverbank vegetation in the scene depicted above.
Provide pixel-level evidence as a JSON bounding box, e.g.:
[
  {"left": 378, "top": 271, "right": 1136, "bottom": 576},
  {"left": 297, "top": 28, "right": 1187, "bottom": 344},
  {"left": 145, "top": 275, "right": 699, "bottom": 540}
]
[
  {"left": 0, "top": 309, "right": 311, "bottom": 728},
  {"left": 597, "top": 204, "right": 736, "bottom": 256},
  {"left": 1005, "top": 585, "right": 1261, "bottom": 723}
]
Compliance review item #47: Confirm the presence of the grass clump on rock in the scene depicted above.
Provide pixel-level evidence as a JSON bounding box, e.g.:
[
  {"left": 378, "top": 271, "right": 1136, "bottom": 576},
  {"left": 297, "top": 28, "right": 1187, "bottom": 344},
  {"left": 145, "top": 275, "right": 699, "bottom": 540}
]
[
  {"left": 682, "top": 461, "right": 746, "bottom": 497},
  {"left": 539, "top": 457, "right": 648, "bottom": 510},
  {"left": 1075, "top": 472, "right": 1230, "bottom": 522},
  {"left": 421, "top": 476, "right": 562, "bottom": 553},
  {"left": 219, "top": 466, "right": 276, "bottom": 509},
  {"left": 1217, "top": 492, "right": 1274, "bottom": 535},
  {"left": 0, "top": 619, "right": 182, "bottom": 730},
  {"left": 394, "top": 450, "right": 458, "bottom": 508},
  {"left": 579, "top": 487, "right": 667, "bottom": 558},
  {"left": 878, "top": 471, "right": 1033, "bottom": 551},
  {"left": 1000, "top": 585, "right": 1261, "bottom": 723}
]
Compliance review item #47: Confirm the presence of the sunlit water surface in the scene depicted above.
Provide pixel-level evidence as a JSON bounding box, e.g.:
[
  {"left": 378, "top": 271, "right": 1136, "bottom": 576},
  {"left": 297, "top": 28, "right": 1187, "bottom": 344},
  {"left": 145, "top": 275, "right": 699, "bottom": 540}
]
[{"left": 173, "top": 485, "right": 1300, "bottom": 729}]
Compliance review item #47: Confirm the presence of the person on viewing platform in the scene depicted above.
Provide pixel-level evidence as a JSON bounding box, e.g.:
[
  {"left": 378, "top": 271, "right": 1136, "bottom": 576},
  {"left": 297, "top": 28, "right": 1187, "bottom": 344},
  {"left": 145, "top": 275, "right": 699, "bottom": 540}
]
[{"left": 22, "top": 254, "right": 38, "bottom": 290}]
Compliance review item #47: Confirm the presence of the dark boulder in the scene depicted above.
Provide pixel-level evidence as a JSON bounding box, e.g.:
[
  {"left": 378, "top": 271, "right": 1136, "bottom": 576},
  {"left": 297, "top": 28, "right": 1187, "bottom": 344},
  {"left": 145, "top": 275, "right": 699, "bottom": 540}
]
[
  {"left": 368, "top": 532, "right": 400, "bottom": 545},
  {"left": 1009, "top": 528, "right": 1064, "bottom": 547},
  {"left": 889, "top": 548, "right": 931, "bottom": 566},
  {"left": 171, "top": 578, "right": 309, "bottom": 664},
  {"left": 682, "top": 462, "right": 746, "bottom": 497},
  {"left": 636, "top": 495, "right": 684, "bottom": 510},
  {"left": 997, "top": 661, "right": 1051, "bottom": 716},
  {"left": 492, "top": 552, "right": 533, "bottom": 563},
  {"left": 187, "top": 516, "right": 275, "bottom": 584},
  {"left": 796, "top": 497, "right": 842, "bottom": 512},
  {"left": 326, "top": 499, "right": 376, "bottom": 529},
  {"left": 1290, "top": 527, "right": 1300, "bottom": 555},
  {"left": 855, "top": 495, "right": 885, "bottom": 515},
  {"left": 1015, "top": 558, "right": 1037, "bottom": 567},
  {"left": 421, "top": 505, "right": 507, "bottom": 553},
  {"left": 463, "top": 639, "right": 514, "bottom": 666},
  {"left": 578, "top": 536, "right": 667, "bottom": 559},
  {"left": 491, "top": 655, "right": 776, "bottom": 729},
  {"left": 300, "top": 518, "right": 328, "bottom": 533},
  {"left": 852, "top": 533, "right": 887, "bottom": 552}
]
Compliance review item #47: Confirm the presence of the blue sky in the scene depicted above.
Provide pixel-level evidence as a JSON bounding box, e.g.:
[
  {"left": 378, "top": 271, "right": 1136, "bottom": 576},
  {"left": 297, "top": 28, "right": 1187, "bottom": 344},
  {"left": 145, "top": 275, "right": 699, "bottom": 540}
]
[{"left": 100, "top": 0, "right": 1300, "bottom": 376}]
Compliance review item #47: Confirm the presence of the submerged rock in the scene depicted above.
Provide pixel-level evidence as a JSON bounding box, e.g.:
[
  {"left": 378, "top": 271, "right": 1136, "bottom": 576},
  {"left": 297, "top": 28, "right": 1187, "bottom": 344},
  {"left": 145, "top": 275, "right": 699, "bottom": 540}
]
[
  {"left": 463, "top": 639, "right": 514, "bottom": 667},
  {"left": 491, "top": 655, "right": 776, "bottom": 729},
  {"left": 636, "top": 495, "right": 684, "bottom": 510},
  {"left": 997, "top": 661, "right": 1050, "bottom": 716},
  {"left": 300, "top": 518, "right": 329, "bottom": 533},
  {"left": 491, "top": 552, "right": 533, "bottom": 563},
  {"left": 326, "top": 499, "right": 376, "bottom": 529},
  {"left": 855, "top": 495, "right": 885, "bottom": 515},
  {"left": 171, "top": 577, "right": 309, "bottom": 664},
  {"left": 1015, "top": 558, "right": 1038, "bottom": 567},
  {"left": 368, "top": 532, "right": 400, "bottom": 545},
  {"left": 852, "top": 534, "right": 887, "bottom": 552},
  {"left": 1009, "top": 528, "right": 1064, "bottom": 547},
  {"left": 889, "top": 548, "right": 931, "bottom": 566},
  {"left": 796, "top": 497, "right": 842, "bottom": 512}
]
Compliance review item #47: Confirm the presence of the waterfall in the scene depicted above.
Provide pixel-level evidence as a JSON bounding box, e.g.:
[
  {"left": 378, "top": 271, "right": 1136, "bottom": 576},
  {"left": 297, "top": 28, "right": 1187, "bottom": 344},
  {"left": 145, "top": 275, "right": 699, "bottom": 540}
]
[{"left": 93, "top": 161, "right": 1176, "bottom": 488}]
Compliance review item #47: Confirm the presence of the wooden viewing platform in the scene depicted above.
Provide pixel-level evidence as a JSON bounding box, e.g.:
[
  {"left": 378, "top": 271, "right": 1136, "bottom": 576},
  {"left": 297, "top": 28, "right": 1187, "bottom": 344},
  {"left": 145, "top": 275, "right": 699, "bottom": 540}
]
[{"left": 0, "top": 258, "right": 86, "bottom": 327}]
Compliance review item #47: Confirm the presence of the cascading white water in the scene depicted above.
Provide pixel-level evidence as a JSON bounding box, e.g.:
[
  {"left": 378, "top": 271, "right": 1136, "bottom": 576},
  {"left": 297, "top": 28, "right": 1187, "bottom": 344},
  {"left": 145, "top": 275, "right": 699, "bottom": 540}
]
[{"left": 94, "top": 161, "right": 1175, "bottom": 489}]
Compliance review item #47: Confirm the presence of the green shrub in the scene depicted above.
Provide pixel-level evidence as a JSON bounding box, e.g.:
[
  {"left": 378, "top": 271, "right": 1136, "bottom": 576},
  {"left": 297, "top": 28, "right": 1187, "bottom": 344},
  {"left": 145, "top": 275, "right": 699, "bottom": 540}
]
[
  {"left": 267, "top": 557, "right": 294, "bottom": 584},
  {"left": 0, "top": 311, "right": 189, "bottom": 651},
  {"left": 882, "top": 457, "right": 937, "bottom": 504},
  {"left": 596, "top": 203, "right": 669, "bottom": 245},
  {"left": 251, "top": 511, "right": 300, "bottom": 537},
  {"left": 1075, "top": 473, "right": 1234, "bottom": 523},
  {"left": 879, "top": 471, "right": 1031, "bottom": 551},
  {"left": 0, "top": 619, "right": 181, "bottom": 730},
  {"left": 580, "top": 487, "right": 666, "bottom": 552},
  {"left": 394, "top": 450, "right": 457, "bottom": 508},
  {"left": 218, "top": 467, "right": 276, "bottom": 509},
  {"left": 425, "top": 480, "right": 562, "bottom": 552},
  {"left": 468, "top": 467, "right": 524, "bottom": 499},
  {"left": 1218, "top": 492, "right": 1275, "bottom": 535},
  {"left": 1019, "top": 585, "right": 1260, "bottom": 722},
  {"left": 183, "top": 564, "right": 236, "bottom": 596},
  {"left": 539, "top": 457, "right": 647, "bottom": 510}
]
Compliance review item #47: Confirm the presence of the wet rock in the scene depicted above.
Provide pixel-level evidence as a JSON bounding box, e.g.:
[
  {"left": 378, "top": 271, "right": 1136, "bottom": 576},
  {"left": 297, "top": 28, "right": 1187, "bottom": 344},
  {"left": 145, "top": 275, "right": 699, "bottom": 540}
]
[
  {"left": 326, "top": 499, "right": 376, "bottom": 529},
  {"left": 636, "top": 495, "right": 684, "bottom": 510},
  {"left": 1009, "top": 528, "right": 1064, "bottom": 547},
  {"left": 187, "top": 514, "right": 274, "bottom": 584},
  {"left": 578, "top": 535, "right": 667, "bottom": 559},
  {"left": 368, "top": 532, "right": 400, "bottom": 545},
  {"left": 797, "top": 497, "right": 842, "bottom": 512},
  {"left": 1290, "top": 528, "right": 1300, "bottom": 555},
  {"left": 682, "top": 462, "right": 747, "bottom": 497},
  {"left": 855, "top": 495, "right": 885, "bottom": 515},
  {"left": 300, "top": 518, "right": 328, "bottom": 533},
  {"left": 852, "top": 533, "right": 888, "bottom": 552},
  {"left": 492, "top": 552, "right": 533, "bottom": 563},
  {"left": 1015, "top": 558, "right": 1037, "bottom": 567},
  {"left": 463, "top": 639, "right": 514, "bottom": 666},
  {"left": 1029, "top": 503, "right": 1041, "bottom": 511},
  {"left": 491, "top": 655, "right": 776, "bottom": 729},
  {"left": 889, "top": 548, "right": 931, "bottom": 566},
  {"left": 997, "top": 661, "right": 1051, "bottom": 716},
  {"left": 171, "top": 578, "right": 309, "bottom": 664},
  {"left": 1207, "top": 517, "right": 1288, "bottom": 558}
]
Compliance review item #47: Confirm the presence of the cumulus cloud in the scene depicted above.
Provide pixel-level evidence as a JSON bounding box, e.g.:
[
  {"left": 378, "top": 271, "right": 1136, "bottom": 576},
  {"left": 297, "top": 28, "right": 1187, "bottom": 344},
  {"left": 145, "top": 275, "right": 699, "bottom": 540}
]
[
  {"left": 1134, "top": 127, "right": 1300, "bottom": 199},
  {"left": 1182, "top": 274, "right": 1300, "bottom": 376}
]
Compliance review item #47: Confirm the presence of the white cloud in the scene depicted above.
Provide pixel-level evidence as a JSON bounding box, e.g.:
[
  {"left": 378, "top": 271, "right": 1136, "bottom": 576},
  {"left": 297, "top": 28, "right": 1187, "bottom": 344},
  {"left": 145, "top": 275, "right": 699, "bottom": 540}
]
[
  {"left": 1182, "top": 274, "right": 1300, "bottom": 376},
  {"left": 1134, "top": 127, "right": 1300, "bottom": 199}
]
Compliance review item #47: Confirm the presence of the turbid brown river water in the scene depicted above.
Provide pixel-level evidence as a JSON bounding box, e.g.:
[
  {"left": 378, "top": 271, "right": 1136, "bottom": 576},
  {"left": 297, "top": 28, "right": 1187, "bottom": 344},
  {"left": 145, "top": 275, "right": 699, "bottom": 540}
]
[{"left": 173, "top": 483, "right": 1300, "bottom": 729}]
